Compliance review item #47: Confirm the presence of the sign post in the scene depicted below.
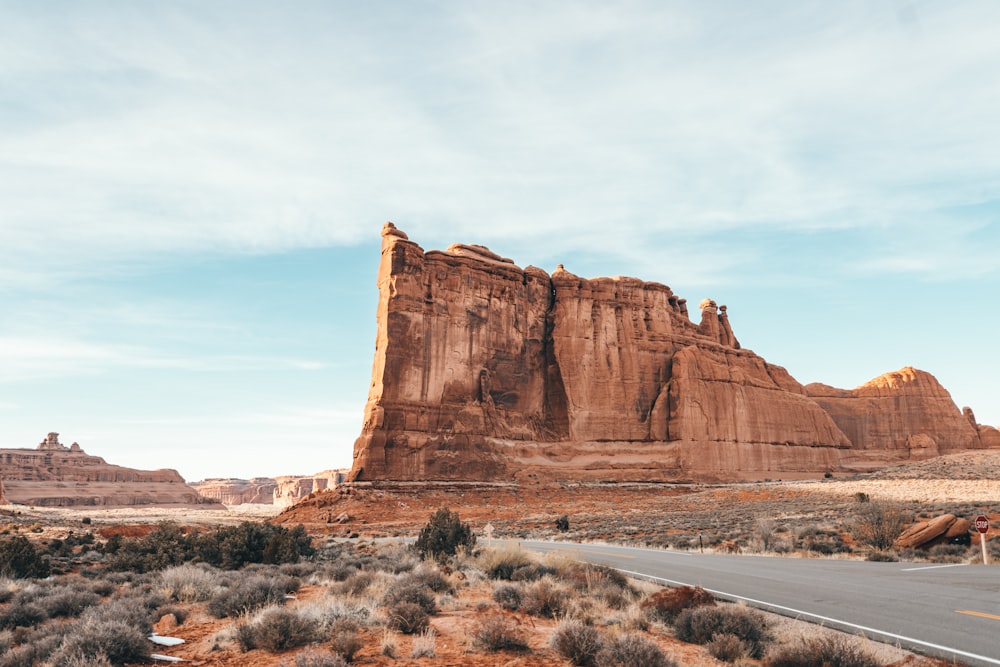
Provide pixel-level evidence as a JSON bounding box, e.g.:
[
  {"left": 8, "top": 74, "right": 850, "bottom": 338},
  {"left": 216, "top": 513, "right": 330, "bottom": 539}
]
[{"left": 974, "top": 515, "right": 990, "bottom": 565}]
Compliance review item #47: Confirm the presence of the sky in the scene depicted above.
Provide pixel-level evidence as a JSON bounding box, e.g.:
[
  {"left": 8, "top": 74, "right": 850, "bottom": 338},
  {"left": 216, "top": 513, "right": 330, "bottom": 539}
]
[{"left": 1, "top": 1, "right": 999, "bottom": 482}]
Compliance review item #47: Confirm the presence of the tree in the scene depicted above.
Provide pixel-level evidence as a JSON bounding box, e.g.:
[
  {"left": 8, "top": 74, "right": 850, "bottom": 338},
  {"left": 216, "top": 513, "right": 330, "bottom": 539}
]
[
  {"left": 414, "top": 508, "right": 476, "bottom": 560},
  {"left": 0, "top": 535, "right": 51, "bottom": 578}
]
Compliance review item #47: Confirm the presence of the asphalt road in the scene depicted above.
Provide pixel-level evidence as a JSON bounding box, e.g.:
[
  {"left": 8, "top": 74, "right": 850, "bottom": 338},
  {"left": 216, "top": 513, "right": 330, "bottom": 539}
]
[{"left": 514, "top": 540, "right": 1000, "bottom": 666}]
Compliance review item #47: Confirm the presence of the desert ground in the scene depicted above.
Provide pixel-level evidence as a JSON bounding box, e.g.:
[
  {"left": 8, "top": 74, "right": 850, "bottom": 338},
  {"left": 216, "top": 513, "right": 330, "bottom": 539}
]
[{"left": 2, "top": 450, "right": 997, "bottom": 666}]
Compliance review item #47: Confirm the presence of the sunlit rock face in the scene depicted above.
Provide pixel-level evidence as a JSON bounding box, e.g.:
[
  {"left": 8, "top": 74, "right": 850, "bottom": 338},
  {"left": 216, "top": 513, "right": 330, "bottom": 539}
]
[
  {"left": 0, "top": 432, "right": 216, "bottom": 507},
  {"left": 349, "top": 224, "right": 995, "bottom": 483}
]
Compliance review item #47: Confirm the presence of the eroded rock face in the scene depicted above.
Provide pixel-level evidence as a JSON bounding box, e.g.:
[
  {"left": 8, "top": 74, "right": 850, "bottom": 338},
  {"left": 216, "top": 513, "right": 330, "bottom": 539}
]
[
  {"left": 350, "top": 224, "right": 997, "bottom": 482},
  {"left": 1, "top": 433, "right": 216, "bottom": 507},
  {"left": 274, "top": 470, "right": 346, "bottom": 508},
  {"left": 190, "top": 478, "right": 278, "bottom": 505}
]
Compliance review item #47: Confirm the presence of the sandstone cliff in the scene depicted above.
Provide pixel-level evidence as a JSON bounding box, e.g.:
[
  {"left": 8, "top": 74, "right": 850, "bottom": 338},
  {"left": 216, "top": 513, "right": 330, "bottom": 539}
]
[
  {"left": 350, "top": 224, "right": 996, "bottom": 483},
  {"left": 1, "top": 432, "right": 218, "bottom": 507},
  {"left": 191, "top": 470, "right": 348, "bottom": 506},
  {"left": 190, "top": 478, "right": 278, "bottom": 505}
]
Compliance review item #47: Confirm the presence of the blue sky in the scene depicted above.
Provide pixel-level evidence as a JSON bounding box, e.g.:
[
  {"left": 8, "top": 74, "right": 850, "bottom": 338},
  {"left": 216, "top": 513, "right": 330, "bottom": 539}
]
[{"left": 1, "top": 2, "right": 998, "bottom": 482}]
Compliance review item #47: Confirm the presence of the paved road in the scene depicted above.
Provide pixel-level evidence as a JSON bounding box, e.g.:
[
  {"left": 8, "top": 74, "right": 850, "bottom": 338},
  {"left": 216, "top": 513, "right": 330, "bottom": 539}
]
[{"left": 515, "top": 540, "right": 1000, "bottom": 666}]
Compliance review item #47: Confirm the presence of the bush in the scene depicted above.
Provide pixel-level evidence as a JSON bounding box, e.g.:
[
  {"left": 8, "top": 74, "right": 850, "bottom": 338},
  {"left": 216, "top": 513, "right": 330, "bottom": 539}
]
[
  {"left": 640, "top": 586, "right": 715, "bottom": 623},
  {"left": 764, "top": 634, "right": 881, "bottom": 667},
  {"left": 410, "top": 628, "right": 437, "bottom": 658},
  {"left": 386, "top": 602, "right": 430, "bottom": 634},
  {"left": 866, "top": 550, "right": 899, "bottom": 562},
  {"left": 0, "top": 536, "right": 50, "bottom": 579},
  {"left": 53, "top": 619, "right": 150, "bottom": 665},
  {"left": 479, "top": 548, "right": 535, "bottom": 580},
  {"left": 556, "top": 515, "right": 570, "bottom": 531},
  {"left": 594, "top": 633, "right": 675, "bottom": 667},
  {"left": 237, "top": 607, "right": 321, "bottom": 652},
  {"left": 39, "top": 589, "right": 101, "bottom": 618},
  {"left": 470, "top": 611, "right": 529, "bottom": 652},
  {"left": 329, "top": 618, "right": 363, "bottom": 662},
  {"left": 493, "top": 583, "right": 523, "bottom": 610},
  {"left": 0, "top": 600, "right": 46, "bottom": 630},
  {"left": 550, "top": 619, "right": 605, "bottom": 666},
  {"left": 282, "top": 650, "right": 347, "bottom": 667},
  {"left": 207, "top": 574, "right": 291, "bottom": 618},
  {"left": 158, "top": 563, "right": 219, "bottom": 602},
  {"left": 521, "top": 578, "right": 570, "bottom": 618},
  {"left": 851, "top": 500, "right": 910, "bottom": 551},
  {"left": 414, "top": 508, "right": 476, "bottom": 560},
  {"left": 707, "top": 632, "right": 751, "bottom": 662},
  {"left": 197, "top": 522, "right": 314, "bottom": 569},
  {"left": 381, "top": 581, "right": 437, "bottom": 614},
  {"left": 674, "top": 605, "right": 771, "bottom": 658}
]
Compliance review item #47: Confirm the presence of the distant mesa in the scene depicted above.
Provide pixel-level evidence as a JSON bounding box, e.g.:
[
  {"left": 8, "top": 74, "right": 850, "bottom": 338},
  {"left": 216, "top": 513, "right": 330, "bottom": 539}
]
[
  {"left": 349, "top": 223, "right": 999, "bottom": 483},
  {"left": 191, "top": 470, "right": 348, "bottom": 507},
  {"left": 0, "top": 432, "right": 219, "bottom": 508}
]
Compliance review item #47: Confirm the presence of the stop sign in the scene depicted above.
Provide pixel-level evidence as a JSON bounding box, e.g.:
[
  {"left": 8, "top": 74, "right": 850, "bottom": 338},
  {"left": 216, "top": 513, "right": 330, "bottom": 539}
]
[{"left": 975, "top": 515, "right": 990, "bottom": 534}]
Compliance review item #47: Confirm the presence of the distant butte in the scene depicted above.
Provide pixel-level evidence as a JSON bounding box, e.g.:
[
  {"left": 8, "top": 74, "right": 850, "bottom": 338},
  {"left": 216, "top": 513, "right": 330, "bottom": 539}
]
[
  {"left": 0, "top": 432, "right": 218, "bottom": 507},
  {"left": 349, "top": 223, "right": 999, "bottom": 483}
]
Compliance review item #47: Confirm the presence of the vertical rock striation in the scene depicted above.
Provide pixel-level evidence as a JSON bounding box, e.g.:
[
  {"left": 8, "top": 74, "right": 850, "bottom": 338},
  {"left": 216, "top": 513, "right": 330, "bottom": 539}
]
[{"left": 350, "top": 224, "right": 997, "bottom": 482}]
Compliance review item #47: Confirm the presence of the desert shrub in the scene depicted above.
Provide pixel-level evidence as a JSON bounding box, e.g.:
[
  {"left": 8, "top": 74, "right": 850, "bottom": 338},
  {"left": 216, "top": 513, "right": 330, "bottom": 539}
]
[
  {"left": 510, "top": 562, "right": 556, "bottom": 582},
  {"left": 851, "top": 500, "right": 911, "bottom": 551},
  {"left": 414, "top": 508, "right": 476, "bottom": 560},
  {"left": 329, "top": 618, "right": 363, "bottom": 662},
  {"left": 52, "top": 619, "right": 150, "bottom": 665},
  {"left": 408, "top": 565, "right": 454, "bottom": 592},
  {"left": 207, "top": 574, "right": 290, "bottom": 618},
  {"left": 493, "top": 583, "right": 523, "bottom": 610},
  {"left": 707, "top": 632, "right": 751, "bottom": 662},
  {"left": 927, "top": 543, "right": 970, "bottom": 563},
  {"left": 80, "top": 597, "right": 156, "bottom": 635},
  {"left": 237, "top": 606, "right": 321, "bottom": 652},
  {"left": 196, "top": 522, "right": 314, "bottom": 569},
  {"left": 521, "top": 578, "right": 570, "bottom": 618},
  {"left": 594, "top": 633, "right": 675, "bottom": 667},
  {"left": 158, "top": 563, "right": 219, "bottom": 602},
  {"left": 0, "top": 600, "right": 46, "bottom": 630},
  {"left": 386, "top": 601, "right": 430, "bottom": 634},
  {"left": 866, "top": 550, "right": 899, "bottom": 562},
  {"left": 556, "top": 515, "right": 570, "bottom": 531},
  {"left": 154, "top": 604, "right": 188, "bottom": 625},
  {"left": 107, "top": 521, "right": 195, "bottom": 572},
  {"left": 478, "top": 548, "right": 535, "bottom": 580},
  {"left": 410, "top": 628, "right": 437, "bottom": 658},
  {"left": 281, "top": 650, "right": 348, "bottom": 667},
  {"left": 1, "top": 635, "right": 63, "bottom": 667},
  {"left": 0, "top": 536, "right": 50, "bottom": 579},
  {"left": 382, "top": 581, "right": 438, "bottom": 614},
  {"left": 39, "top": 589, "right": 101, "bottom": 618},
  {"left": 640, "top": 585, "right": 715, "bottom": 623},
  {"left": 550, "top": 619, "right": 605, "bottom": 666},
  {"left": 470, "top": 611, "right": 529, "bottom": 652},
  {"left": 381, "top": 630, "right": 399, "bottom": 657},
  {"left": 764, "top": 634, "right": 881, "bottom": 667},
  {"left": 674, "top": 605, "right": 771, "bottom": 658},
  {"left": 558, "top": 562, "right": 635, "bottom": 609},
  {"left": 334, "top": 570, "right": 373, "bottom": 596}
]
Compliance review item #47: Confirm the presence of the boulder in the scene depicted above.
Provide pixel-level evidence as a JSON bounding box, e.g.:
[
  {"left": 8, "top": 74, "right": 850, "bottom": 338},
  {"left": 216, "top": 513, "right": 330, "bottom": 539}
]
[{"left": 895, "top": 514, "right": 973, "bottom": 550}]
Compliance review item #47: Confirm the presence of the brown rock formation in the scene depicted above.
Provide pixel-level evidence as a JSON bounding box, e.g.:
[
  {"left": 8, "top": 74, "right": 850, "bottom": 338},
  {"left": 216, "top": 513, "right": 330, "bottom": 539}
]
[
  {"left": 274, "top": 470, "right": 347, "bottom": 508},
  {"left": 191, "top": 470, "right": 348, "bottom": 506},
  {"left": 895, "top": 514, "right": 973, "bottom": 550},
  {"left": 805, "top": 369, "right": 986, "bottom": 470},
  {"left": 190, "top": 478, "right": 278, "bottom": 505},
  {"left": 350, "top": 224, "right": 997, "bottom": 483},
  {"left": 0, "top": 432, "right": 217, "bottom": 507}
]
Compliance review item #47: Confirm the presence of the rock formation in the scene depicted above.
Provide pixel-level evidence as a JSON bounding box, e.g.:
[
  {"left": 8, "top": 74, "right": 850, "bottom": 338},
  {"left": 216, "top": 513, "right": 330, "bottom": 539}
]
[
  {"left": 190, "top": 478, "right": 279, "bottom": 505},
  {"left": 191, "top": 470, "right": 348, "bottom": 507},
  {"left": 895, "top": 514, "right": 972, "bottom": 550},
  {"left": 0, "top": 432, "right": 218, "bottom": 507},
  {"left": 350, "top": 224, "right": 998, "bottom": 483}
]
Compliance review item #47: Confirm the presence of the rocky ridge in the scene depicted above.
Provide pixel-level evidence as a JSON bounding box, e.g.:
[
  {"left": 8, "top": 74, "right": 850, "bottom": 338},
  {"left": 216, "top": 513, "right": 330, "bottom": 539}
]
[
  {"left": 0, "top": 432, "right": 217, "bottom": 507},
  {"left": 350, "top": 223, "right": 997, "bottom": 483},
  {"left": 192, "top": 470, "right": 347, "bottom": 507}
]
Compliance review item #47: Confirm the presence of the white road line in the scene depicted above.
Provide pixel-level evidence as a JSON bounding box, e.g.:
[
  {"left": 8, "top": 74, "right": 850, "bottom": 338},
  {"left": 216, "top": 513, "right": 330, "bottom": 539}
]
[
  {"left": 615, "top": 568, "right": 1000, "bottom": 666},
  {"left": 900, "top": 563, "right": 969, "bottom": 572}
]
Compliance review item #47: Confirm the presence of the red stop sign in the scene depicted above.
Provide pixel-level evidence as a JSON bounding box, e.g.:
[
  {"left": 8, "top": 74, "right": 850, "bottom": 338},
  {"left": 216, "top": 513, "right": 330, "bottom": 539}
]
[{"left": 975, "top": 515, "right": 990, "bottom": 534}]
